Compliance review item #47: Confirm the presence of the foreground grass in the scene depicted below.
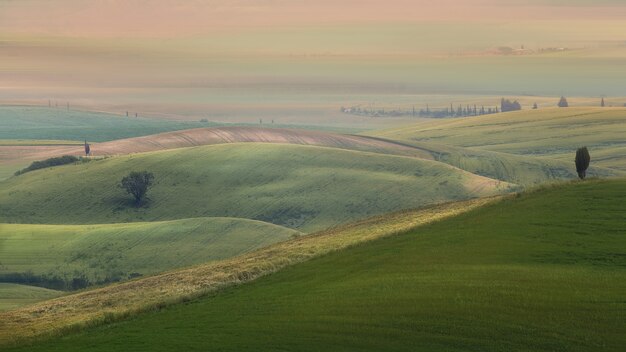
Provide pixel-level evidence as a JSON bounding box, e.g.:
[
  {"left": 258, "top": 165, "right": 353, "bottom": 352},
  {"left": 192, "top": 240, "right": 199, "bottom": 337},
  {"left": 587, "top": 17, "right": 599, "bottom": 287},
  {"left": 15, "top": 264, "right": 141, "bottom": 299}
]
[
  {"left": 0, "top": 284, "right": 62, "bottom": 312},
  {"left": 8, "top": 179, "right": 625, "bottom": 351},
  {"left": 0, "top": 143, "right": 512, "bottom": 231},
  {"left": 0, "top": 197, "right": 494, "bottom": 345},
  {"left": 0, "top": 217, "right": 299, "bottom": 291}
]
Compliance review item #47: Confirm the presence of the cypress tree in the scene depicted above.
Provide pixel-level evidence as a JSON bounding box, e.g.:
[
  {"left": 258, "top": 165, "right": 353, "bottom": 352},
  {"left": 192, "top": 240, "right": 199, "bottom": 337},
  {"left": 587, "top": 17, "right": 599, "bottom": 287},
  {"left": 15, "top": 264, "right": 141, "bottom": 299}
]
[{"left": 575, "top": 147, "right": 591, "bottom": 180}]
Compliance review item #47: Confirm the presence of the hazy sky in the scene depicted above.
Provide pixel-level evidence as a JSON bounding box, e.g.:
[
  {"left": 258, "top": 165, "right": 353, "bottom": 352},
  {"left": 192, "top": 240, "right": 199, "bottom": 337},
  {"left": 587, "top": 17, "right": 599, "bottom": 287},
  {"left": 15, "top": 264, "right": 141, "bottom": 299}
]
[
  {"left": 2, "top": 0, "right": 626, "bottom": 109},
  {"left": 2, "top": 0, "right": 626, "bottom": 37}
]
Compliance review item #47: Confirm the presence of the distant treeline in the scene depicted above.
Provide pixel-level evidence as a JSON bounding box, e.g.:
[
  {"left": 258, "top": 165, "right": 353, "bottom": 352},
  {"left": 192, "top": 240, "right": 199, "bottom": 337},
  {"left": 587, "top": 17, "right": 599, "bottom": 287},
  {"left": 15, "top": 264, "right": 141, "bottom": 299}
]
[
  {"left": 340, "top": 96, "right": 616, "bottom": 119},
  {"left": 340, "top": 104, "right": 501, "bottom": 118}
]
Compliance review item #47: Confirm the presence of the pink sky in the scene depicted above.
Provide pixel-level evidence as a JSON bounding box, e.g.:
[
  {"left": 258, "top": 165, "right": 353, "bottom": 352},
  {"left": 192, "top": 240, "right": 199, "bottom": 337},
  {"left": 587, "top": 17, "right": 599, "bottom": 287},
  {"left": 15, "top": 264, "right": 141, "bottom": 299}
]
[{"left": 2, "top": 0, "right": 626, "bottom": 37}]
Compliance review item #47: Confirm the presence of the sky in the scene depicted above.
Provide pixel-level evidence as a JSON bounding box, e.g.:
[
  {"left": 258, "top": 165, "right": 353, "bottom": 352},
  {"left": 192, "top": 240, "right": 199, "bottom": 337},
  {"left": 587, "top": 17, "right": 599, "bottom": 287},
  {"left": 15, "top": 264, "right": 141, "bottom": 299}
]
[
  {"left": 2, "top": 0, "right": 626, "bottom": 117},
  {"left": 2, "top": 0, "right": 626, "bottom": 37}
]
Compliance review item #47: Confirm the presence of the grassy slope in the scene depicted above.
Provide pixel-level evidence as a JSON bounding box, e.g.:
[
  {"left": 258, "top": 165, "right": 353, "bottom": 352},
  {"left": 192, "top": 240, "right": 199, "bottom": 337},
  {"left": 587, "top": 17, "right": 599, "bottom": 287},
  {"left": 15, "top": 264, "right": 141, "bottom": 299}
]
[
  {"left": 0, "top": 106, "right": 210, "bottom": 142},
  {"left": 11, "top": 179, "right": 626, "bottom": 352},
  {"left": 371, "top": 139, "right": 623, "bottom": 187},
  {"left": 0, "top": 218, "right": 299, "bottom": 285},
  {"left": 39, "top": 126, "right": 435, "bottom": 160},
  {"left": 0, "top": 284, "right": 62, "bottom": 312},
  {"left": 365, "top": 108, "right": 626, "bottom": 185},
  {"left": 0, "top": 143, "right": 512, "bottom": 232},
  {"left": 0, "top": 197, "right": 495, "bottom": 345},
  {"left": 0, "top": 127, "right": 434, "bottom": 181},
  {"left": 370, "top": 107, "right": 626, "bottom": 162}
]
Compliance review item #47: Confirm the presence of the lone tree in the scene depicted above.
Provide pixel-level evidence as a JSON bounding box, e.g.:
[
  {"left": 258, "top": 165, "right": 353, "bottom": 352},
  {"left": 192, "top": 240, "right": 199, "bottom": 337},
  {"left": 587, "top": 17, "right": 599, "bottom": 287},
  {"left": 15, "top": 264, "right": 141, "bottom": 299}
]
[
  {"left": 575, "top": 147, "right": 591, "bottom": 180},
  {"left": 84, "top": 140, "right": 90, "bottom": 156},
  {"left": 558, "top": 96, "right": 569, "bottom": 108},
  {"left": 120, "top": 171, "right": 154, "bottom": 205},
  {"left": 601, "top": 98, "right": 605, "bottom": 107}
]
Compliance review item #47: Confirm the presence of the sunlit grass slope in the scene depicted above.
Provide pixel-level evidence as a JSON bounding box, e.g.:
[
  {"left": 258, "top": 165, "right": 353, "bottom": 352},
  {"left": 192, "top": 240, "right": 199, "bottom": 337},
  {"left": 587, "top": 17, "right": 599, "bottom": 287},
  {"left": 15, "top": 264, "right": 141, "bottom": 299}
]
[
  {"left": 11, "top": 179, "right": 625, "bottom": 352},
  {"left": 0, "top": 218, "right": 299, "bottom": 287},
  {"left": 368, "top": 139, "right": 624, "bottom": 186},
  {"left": 0, "top": 106, "right": 209, "bottom": 142},
  {"left": 0, "top": 197, "right": 495, "bottom": 345},
  {"left": 365, "top": 107, "right": 626, "bottom": 185},
  {"left": 0, "top": 143, "right": 513, "bottom": 231},
  {"left": 370, "top": 107, "right": 626, "bottom": 162},
  {"left": 0, "top": 284, "right": 62, "bottom": 312}
]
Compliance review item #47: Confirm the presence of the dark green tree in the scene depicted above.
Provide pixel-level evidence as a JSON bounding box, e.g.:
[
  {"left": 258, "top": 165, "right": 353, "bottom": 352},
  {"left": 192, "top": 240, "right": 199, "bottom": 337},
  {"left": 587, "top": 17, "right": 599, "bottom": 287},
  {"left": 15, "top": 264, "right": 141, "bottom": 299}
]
[
  {"left": 601, "top": 98, "right": 605, "bottom": 107},
  {"left": 575, "top": 147, "right": 591, "bottom": 180},
  {"left": 558, "top": 96, "right": 569, "bottom": 107},
  {"left": 120, "top": 171, "right": 155, "bottom": 205}
]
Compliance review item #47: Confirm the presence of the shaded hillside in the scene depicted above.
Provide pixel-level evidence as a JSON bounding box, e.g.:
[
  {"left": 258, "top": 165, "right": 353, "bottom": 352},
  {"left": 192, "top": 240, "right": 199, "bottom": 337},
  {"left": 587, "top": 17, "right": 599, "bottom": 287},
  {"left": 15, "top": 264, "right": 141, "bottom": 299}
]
[{"left": 0, "top": 218, "right": 299, "bottom": 292}]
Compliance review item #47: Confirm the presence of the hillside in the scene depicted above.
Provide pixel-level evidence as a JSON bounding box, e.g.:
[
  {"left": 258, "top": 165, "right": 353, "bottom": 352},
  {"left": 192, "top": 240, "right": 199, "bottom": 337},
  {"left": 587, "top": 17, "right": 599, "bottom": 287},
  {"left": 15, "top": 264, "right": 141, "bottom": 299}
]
[
  {"left": 70, "top": 127, "right": 434, "bottom": 159},
  {"left": 0, "top": 284, "right": 62, "bottom": 312},
  {"left": 0, "top": 197, "right": 496, "bottom": 345},
  {"left": 365, "top": 108, "right": 626, "bottom": 185},
  {"left": 369, "top": 107, "right": 626, "bottom": 168},
  {"left": 0, "top": 143, "right": 512, "bottom": 231},
  {"left": 5, "top": 179, "right": 625, "bottom": 351},
  {"left": 0, "top": 218, "right": 299, "bottom": 291},
  {"left": 364, "top": 139, "right": 624, "bottom": 186},
  {"left": 0, "top": 127, "right": 434, "bottom": 181}
]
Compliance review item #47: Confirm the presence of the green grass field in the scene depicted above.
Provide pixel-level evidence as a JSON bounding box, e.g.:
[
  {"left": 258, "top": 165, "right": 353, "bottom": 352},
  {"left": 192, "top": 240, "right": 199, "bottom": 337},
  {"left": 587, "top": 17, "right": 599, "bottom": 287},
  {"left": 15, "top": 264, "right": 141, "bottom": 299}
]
[
  {"left": 370, "top": 107, "right": 626, "bottom": 163},
  {"left": 0, "top": 218, "right": 299, "bottom": 289},
  {"left": 0, "top": 106, "right": 211, "bottom": 142},
  {"left": 366, "top": 107, "right": 626, "bottom": 185},
  {"left": 0, "top": 284, "right": 62, "bottom": 312},
  {"left": 7, "top": 179, "right": 625, "bottom": 351},
  {"left": 0, "top": 143, "right": 512, "bottom": 231}
]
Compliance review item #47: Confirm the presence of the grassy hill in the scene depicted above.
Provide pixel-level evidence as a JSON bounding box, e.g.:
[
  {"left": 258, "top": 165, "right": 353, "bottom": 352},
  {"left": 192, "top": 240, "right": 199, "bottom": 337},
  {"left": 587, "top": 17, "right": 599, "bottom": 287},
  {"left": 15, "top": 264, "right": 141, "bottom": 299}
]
[
  {"left": 0, "top": 218, "right": 299, "bottom": 290},
  {"left": 369, "top": 107, "right": 626, "bottom": 165},
  {"left": 365, "top": 107, "right": 626, "bottom": 185},
  {"left": 0, "top": 284, "right": 62, "bottom": 312},
  {"left": 5, "top": 179, "right": 625, "bottom": 351},
  {"left": 365, "top": 139, "right": 624, "bottom": 187},
  {"left": 63, "top": 126, "right": 434, "bottom": 160},
  {"left": 0, "top": 143, "right": 512, "bottom": 231},
  {"left": 0, "top": 197, "right": 495, "bottom": 345},
  {"left": 0, "top": 106, "right": 210, "bottom": 142},
  {"left": 0, "top": 127, "right": 434, "bottom": 181}
]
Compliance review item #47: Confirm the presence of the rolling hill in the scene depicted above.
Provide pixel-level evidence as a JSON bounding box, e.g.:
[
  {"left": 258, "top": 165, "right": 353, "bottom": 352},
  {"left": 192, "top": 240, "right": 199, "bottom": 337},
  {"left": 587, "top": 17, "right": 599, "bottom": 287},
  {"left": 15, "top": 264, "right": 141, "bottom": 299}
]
[
  {"left": 3, "top": 179, "right": 625, "bottom": 351},
  {"left": 365, "top": 107, "right": 626, "bottom": 185},
  {"left": 0, "top": 217, "right": 299, "bottom": 292},
  {"left": 0, "top": 197, "right": 496, "bottom": 345},
  {"left": 369, "top": 107, "right": 626, "bottom": 165},
  {"left": 0, "top": 143, "right": 513, "bottom": 231},
  {"left": 0, "top": 126, "right": 434, "bottom": 181},
  {"left": 0, "top": 284, "right": 62, "bottom": 312}
]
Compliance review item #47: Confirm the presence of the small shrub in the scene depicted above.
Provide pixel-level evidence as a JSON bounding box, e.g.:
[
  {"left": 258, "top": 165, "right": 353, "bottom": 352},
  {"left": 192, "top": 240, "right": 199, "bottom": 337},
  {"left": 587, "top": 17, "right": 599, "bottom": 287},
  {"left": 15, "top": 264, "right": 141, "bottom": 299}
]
[
  {"left": 119, "top": 171, "right": 155, "bottom": 205},
  {"left": 14, "top": 155, "right": 80, "bottom": 176}
]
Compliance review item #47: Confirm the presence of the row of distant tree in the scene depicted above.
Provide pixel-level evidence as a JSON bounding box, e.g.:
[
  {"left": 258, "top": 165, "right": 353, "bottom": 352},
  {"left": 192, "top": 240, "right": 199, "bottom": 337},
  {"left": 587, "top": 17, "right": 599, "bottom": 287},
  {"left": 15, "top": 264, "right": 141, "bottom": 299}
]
[
  {"left": 340, "top": 104, "right": 502, "bottom": 118},
  {"left": 341, "top": 97, "right": 621, "bottom": 118}
]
